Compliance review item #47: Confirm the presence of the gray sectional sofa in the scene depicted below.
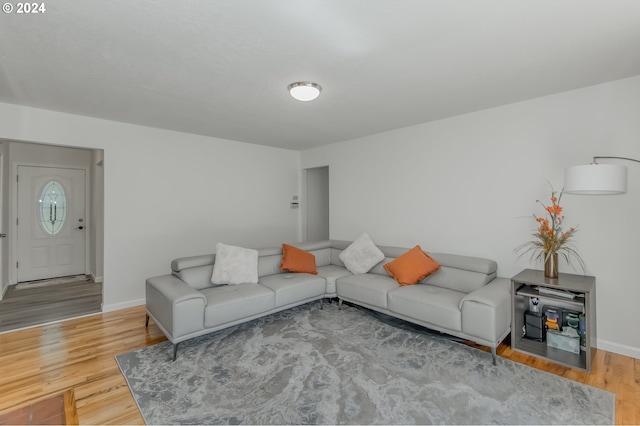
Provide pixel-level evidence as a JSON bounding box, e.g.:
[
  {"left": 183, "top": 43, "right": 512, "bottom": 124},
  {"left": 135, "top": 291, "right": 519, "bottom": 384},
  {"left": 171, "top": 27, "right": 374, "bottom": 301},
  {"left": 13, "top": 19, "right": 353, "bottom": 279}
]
[{"left": 145, "top": 240, "right": 511, "bottom": 363}]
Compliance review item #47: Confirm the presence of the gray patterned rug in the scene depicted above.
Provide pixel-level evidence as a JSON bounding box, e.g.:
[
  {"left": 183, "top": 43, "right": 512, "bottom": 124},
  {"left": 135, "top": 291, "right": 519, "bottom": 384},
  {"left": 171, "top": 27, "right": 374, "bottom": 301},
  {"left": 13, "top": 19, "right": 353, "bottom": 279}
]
[{"left": 116, "top": 302, "right": 614, "bottom": 425}]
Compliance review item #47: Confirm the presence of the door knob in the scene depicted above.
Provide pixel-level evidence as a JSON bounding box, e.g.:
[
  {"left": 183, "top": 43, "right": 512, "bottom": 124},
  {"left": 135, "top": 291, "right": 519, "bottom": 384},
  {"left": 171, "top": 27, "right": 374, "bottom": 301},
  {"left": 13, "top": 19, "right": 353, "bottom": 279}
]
[
  {"left": 0, "top": 233, "right": 6, "bottom": 238},
  {"left": 75, "top": 226, "right": 84, "bottom": 230}
]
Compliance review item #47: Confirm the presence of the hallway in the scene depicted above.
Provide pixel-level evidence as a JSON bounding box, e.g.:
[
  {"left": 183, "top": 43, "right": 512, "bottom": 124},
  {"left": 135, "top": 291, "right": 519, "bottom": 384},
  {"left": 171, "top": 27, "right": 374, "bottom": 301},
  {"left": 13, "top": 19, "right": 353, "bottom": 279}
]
[{"left": 0, "top": 278, "right": 102, "bottom": 334}]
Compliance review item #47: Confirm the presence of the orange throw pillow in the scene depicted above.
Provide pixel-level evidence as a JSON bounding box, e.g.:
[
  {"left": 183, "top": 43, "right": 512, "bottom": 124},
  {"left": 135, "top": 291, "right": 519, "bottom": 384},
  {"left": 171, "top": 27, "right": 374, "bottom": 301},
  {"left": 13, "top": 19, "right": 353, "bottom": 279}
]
[
  {"left": 280, "top": 244, "right": 318, "bottom": 275},
  {"left": 384, "top": 245, "right": 440, "bottom": 286}
]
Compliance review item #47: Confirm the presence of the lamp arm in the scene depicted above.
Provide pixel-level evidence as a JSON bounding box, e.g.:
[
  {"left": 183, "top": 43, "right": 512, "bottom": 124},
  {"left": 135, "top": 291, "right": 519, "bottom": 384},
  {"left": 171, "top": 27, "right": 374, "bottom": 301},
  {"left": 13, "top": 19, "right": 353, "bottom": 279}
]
[{"left": 593, "top": 156, "right": 640, "bottom": 164}]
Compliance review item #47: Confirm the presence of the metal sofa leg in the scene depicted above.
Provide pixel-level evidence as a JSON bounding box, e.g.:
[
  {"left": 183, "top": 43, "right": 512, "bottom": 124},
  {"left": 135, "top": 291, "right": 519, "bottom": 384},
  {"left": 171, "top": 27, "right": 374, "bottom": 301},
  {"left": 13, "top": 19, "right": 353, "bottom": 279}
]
[
  {"left": 145, "top": 314, "right": 150, "bottom": 328},
  {"left": 338, "top": 299, "right": 343, "bottom": 310},
  {"left": 172, "top": 343, "right": 179, "bottom": 361},
  {"left": 320, "top": 298, "right": 324, "bottom": 310},
  {"left": 491, "top": 347, "right": 497, "bottom": 366}
]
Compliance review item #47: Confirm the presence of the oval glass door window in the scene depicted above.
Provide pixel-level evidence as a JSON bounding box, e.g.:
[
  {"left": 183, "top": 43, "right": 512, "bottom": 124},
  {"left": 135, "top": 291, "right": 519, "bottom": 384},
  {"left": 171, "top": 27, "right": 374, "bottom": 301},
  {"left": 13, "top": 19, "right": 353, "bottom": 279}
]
[{"left": 39, "top": 180, "right": 67, "bottom": 235}]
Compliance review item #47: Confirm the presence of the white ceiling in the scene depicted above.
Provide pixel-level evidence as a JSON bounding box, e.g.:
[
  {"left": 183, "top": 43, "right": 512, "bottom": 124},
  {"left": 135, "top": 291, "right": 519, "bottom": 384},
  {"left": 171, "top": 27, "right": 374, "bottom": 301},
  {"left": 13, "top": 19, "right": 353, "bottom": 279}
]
[{"left": 1, "top": 1, "right": 640, "bottom": 150}]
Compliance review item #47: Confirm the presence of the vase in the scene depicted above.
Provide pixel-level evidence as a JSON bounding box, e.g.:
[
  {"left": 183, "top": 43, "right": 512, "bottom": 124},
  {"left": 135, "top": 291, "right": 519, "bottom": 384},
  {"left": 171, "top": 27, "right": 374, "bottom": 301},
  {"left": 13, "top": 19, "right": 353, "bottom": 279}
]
[{"left": 544, "top": 252, "right": 558, "bottom": 278}]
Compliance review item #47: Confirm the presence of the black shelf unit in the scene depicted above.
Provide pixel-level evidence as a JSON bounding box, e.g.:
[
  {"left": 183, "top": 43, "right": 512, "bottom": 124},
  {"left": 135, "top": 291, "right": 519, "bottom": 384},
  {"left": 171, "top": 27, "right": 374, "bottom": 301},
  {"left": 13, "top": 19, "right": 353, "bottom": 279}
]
[{"left": 511, "top": 269, "right": 596, "bottom": 372}]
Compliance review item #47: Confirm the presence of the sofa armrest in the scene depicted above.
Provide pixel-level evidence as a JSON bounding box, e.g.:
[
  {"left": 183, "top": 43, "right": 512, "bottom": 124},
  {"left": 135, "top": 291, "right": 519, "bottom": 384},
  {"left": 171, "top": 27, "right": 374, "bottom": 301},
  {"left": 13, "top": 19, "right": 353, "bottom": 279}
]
[
  {"left": 459, "top": 277, "right": 511, "bottom": 346},
  {"left": 146, "top": 274, "right": 207, "bottom": 342}
]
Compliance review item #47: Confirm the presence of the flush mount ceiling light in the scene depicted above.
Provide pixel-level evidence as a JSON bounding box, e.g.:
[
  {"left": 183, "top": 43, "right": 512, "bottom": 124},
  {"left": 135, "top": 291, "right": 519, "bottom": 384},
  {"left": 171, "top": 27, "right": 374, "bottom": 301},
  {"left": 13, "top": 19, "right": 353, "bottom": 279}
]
[{"left": 288, "top": 82, "right": 322, "bottom": 102}]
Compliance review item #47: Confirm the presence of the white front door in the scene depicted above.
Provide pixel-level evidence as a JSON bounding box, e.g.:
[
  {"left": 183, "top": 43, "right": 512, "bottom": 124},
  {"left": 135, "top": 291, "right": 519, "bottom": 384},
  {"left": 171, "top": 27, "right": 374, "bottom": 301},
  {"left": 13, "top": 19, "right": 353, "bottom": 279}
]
[{"left": 17, "top": 166, "right": 86, "bottom": 282}]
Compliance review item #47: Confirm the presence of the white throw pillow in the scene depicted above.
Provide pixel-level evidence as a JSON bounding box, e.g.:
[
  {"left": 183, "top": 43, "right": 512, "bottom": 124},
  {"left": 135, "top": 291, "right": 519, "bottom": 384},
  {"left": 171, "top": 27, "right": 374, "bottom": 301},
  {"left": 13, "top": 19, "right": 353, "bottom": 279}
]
[
  {"left": 339, "top": 233, "right": 385, "bottom": 274},
  {"left": 211, "top": 243, "right": 259, "bottom": 285}
]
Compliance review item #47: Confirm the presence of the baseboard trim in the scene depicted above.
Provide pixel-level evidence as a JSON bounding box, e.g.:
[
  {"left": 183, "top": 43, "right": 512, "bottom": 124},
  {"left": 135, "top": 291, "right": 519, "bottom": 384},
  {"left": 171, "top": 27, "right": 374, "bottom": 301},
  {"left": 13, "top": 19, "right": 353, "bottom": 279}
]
[
  {"left": 89, "top": 272, "right": 103, "bottom": 283},
  {"left": 597, "top": 338, "right": 640, "bottom": 359},
  {"left": 0, "top": 311, "right": 102, "bottom": 335},
  {"left": 102, "top": 298, "right": 145, "bottom": 313}
]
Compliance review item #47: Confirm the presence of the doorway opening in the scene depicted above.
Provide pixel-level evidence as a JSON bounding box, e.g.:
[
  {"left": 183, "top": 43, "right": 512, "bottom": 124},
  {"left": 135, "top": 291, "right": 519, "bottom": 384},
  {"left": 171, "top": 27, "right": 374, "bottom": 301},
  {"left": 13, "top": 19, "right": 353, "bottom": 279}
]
[
  {"left": 0, "top": 140, "right": 104, "bottom": 332},
  {"left": 304, "top": 166, "right": 329, "bottom": 241}
]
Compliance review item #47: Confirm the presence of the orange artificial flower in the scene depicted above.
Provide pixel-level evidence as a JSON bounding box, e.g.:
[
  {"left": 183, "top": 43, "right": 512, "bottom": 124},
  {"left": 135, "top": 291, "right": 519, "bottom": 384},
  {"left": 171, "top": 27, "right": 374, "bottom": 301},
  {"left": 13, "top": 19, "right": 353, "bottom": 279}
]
[
  {"left": 546, "top": 204, "right": 563, "bottom": 215},
  {"left": 515, "top": 185, "right": 586, "bottom": 273}
]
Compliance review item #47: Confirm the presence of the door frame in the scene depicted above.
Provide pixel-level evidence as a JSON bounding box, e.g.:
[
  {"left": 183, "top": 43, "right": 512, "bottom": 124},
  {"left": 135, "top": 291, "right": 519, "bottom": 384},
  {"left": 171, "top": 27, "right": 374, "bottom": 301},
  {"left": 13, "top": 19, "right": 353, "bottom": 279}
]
[
  {"left": 0, "top": 153, "right": 3, "bottom": 299},
  {"left": 10, "top": 162, "right": 90, "bottom": 285}
]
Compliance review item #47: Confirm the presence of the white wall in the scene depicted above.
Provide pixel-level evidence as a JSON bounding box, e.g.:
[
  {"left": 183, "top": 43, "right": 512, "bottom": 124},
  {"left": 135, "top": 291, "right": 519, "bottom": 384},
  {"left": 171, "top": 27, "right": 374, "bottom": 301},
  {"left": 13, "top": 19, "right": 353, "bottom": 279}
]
[
  {"left": 302, "top": 75, "right": 640, "bottom": 359},
  {"left": 0, "top": 102, "right": 301, "bottom": 311},
  {"left": 9, "top": 141, "right": 92, "bottom": 168}
]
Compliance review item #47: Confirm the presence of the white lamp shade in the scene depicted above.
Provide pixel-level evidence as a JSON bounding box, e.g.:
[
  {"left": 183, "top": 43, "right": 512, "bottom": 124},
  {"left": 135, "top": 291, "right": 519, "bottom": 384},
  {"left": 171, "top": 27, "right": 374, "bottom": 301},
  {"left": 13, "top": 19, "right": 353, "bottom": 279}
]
[
  {"left": 288, "top": 82, "right": 321, "bottom": 102},
  {"left": 564, "top": 163, "right": 627, "bottom": 194}
]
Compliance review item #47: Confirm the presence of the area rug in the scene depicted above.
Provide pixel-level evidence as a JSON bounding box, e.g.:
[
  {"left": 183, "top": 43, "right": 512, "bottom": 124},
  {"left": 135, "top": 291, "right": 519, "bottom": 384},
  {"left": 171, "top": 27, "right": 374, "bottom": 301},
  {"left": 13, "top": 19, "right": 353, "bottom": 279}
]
[{"left": 116, "top": 302, "right": 614, "bottom": 425}]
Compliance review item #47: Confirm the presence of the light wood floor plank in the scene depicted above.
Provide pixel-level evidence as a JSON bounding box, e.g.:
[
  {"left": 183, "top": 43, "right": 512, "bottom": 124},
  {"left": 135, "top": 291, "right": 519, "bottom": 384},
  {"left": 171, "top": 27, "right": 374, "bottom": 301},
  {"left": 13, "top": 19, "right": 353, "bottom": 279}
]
[
  {"left": 0, "top": 304, "right": 637, "bottom": 424},
  {"left": 63, "top": 389, "right": 79, "bottom": 425}
]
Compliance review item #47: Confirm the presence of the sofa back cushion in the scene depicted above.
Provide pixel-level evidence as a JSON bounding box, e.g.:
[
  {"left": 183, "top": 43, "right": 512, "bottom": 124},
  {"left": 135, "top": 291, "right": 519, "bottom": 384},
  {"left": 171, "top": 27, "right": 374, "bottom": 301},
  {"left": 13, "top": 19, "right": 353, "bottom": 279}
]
[
  {"left": 290, "top": 240, "right": 333, "bottom": 267},
  {"left": 170, "top": 240, "right": 497, "bottom": 295},
  {"left": 366, "top": 245, "right": 415, "bottom": 276},
  {"left": 330, "top": 248, "right": 346, "bottom": 267},
  {"left": 172, "top": 254, "right": 216, "bottom": 290},
  {"left": 330, "top": 241, "right": 497, "bottom": 294},
  {"left": 310, "top": 247, "right": 332, "bottom": 267},
  {"left": 172, "top": 243, "right": 336, "bottom": 287},
  {"left": 420, "top": 253, "right": 497, "bottom": 293},
  {"left": 252, "top": 246, "right": 282, "bottom": 277},
  {"left": 369, "top": 258, "right": 394, "bottom": 275},
  {"left": 172, "top": 246, "right": 287, "bottom": 288}
]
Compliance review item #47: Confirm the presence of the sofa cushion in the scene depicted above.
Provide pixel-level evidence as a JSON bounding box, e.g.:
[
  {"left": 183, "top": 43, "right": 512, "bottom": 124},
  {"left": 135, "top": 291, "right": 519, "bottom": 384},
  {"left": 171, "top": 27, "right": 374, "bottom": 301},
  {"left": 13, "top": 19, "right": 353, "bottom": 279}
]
[
  {"left": 211, "top": 243, "right": 259, "bottom": 285},
  {"left": 383, "top": 245, "right": 441, "bottom": 285},
  {"left": 280, "top": 244, "right": 317, "bottom": 274},
  {"left": 257, "top": 254, "right": 281, "bottom": 277},
  {"left": 171, "top": 254, "right": 216, "bottom": 290},
  {"left": 202, "top": 283, "right": 275, "bottom": 328},
  {"left": 336, "top": 274, "right": 398, "bottom": 309},
  {"left": 307, "top": 247, "right": 332, "bottom": 267},
  {"left": 387, "top": 284, "right": 464, "bottom": 332},
  {"left": 338, "top": 233, "right": 385, "bottom": 274},
  {"left": 174, "top": 263, "right": 215, "bottom": 290},
  {"left": 259, "top": 273, "right": 326, "bottom": 308},
  {"left": 421, "top": 253, "right": 497, "bottom": 293},
  {"left": 316, "top": 264, "right": 352, "bottom": 295}
]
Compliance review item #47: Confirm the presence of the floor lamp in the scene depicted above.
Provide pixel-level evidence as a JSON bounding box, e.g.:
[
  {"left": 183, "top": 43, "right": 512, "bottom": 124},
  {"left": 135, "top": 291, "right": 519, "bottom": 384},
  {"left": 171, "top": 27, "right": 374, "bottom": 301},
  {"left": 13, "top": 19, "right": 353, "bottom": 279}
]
[{"left": 564, "top": 156, "right": 640, "bottom": 195}]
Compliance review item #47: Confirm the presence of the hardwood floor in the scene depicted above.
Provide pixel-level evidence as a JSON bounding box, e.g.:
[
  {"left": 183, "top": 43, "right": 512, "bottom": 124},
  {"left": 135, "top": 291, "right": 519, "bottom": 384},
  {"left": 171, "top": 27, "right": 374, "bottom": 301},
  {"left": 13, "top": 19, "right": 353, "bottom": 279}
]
[
  {"left": 0, "top": 304, "right": 637, "bottom": 424},
  {"left": 0, "top": 305, "right": 164, "bottom": 424},
  {"left": 0, "top": 279, "right": 103, "bottom": 334},
  {"left": 0, "top": 390, "right": 77, "bottom": 425}
]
